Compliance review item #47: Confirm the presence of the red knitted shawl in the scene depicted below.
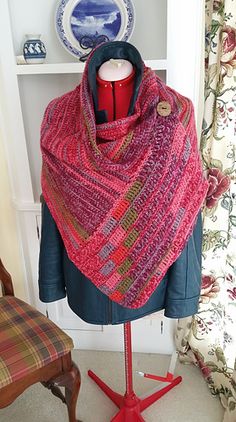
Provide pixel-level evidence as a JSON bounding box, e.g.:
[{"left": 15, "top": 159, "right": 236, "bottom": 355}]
[{"left": 41, "top": 61, "right": 208, "bottom": 309}]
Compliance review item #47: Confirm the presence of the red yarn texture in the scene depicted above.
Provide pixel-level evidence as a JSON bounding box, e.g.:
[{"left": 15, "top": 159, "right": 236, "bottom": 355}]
[{"left": 40, "top": 60, "right": 208, "bottom": 309}]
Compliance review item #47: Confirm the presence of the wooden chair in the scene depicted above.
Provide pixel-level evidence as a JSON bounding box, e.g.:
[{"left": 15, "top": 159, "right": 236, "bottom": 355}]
[{"left": 0, "top": 259, "right": 81, "bottom": 422}]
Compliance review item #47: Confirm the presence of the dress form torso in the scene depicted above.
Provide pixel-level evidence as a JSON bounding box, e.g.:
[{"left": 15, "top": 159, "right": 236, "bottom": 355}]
[{"left": 96, "top": 59, "right": 135, "bottom": 123}]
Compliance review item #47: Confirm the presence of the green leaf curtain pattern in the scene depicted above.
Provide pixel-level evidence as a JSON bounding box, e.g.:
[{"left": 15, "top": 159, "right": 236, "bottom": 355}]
[{"left": 175, "top": 1, "right": 236, "bottom": 420}]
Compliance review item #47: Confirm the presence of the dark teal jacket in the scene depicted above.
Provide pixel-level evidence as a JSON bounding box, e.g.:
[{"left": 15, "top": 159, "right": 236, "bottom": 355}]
[{"left": 38, "top": 201, "right": 202, "bottom": 324}]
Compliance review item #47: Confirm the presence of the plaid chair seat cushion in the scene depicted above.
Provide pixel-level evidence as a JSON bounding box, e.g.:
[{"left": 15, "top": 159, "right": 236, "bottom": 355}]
[{"left": 0, "top": 296, "right": 74, "bottom": 388}]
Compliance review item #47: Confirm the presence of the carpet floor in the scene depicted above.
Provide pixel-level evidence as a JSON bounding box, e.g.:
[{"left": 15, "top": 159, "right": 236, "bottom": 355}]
[{"left": 0, "top": 350, "right": 224, "bottom": 422}]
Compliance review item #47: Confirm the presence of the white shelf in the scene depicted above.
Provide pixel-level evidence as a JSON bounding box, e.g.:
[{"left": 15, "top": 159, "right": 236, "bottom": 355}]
[
  {"left": 15, "top": 59, "right": 167, "bottom": 75},
  {"left": 16, "top": 62, "right": 85, "bottom": 75},
  {"left": 146, "top": 59, "right": 167, "bottom": 70}
]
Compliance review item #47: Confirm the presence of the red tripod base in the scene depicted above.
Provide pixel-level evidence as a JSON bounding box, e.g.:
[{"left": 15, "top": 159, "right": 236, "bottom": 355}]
[
  {"left": 111, "top": 401, "right": 145, "bottom": 422},
  {"left": 88, "top": 369, "right": 182, "bottom": 422}
]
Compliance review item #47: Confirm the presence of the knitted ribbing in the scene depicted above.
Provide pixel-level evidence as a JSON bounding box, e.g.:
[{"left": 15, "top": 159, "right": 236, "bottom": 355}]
[{"left": 41, "top": 60, "right": 208, "bottom": 309}]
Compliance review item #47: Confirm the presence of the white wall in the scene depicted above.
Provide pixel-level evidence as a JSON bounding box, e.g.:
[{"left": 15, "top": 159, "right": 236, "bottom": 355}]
[
  {"left": 9, "top": 0, "right": 167, "bottom": 62},
  {"left": 0, "top": 127, "right": 26, "bottom": 300}
]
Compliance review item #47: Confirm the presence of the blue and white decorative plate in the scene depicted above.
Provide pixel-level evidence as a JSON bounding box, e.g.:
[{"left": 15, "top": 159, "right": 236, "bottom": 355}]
[{"left": 55, "top": 0, "right": 135, "bottom": 61}]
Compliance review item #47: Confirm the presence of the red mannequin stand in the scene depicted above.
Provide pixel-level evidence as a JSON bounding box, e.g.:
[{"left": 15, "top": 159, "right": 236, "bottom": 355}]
[
  {"left": 88, "top": 322, "right": 182, "bottom": 421},
  {"left": 90, "top": 64, "right": 182, "bottom": 421}
]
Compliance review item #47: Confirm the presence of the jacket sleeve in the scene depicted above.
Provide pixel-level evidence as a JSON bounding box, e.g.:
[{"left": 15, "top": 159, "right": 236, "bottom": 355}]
[
  {"left": 38, "top": 198, "right": 66, "bottom": 302},
  {"left": 164, "top": 212, "right": 203, "bottom": 318}
]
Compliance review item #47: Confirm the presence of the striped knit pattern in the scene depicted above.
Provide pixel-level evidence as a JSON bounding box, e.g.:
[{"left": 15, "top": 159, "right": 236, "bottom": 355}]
[
  {"left": 0, "top": 296, "right": 73, "bottom": 388},
  {"left": 41, "top": 59, "right": 208, "bottom": 309}
]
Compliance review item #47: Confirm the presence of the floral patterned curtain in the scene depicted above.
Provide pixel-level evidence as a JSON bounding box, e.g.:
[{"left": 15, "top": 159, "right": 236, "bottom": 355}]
[{"left": 175, "top": 1, "right": 236, "bottom": 421}]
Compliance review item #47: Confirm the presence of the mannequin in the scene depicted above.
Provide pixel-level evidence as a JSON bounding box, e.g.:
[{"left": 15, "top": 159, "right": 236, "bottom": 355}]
[
  {"left": 39, "top": 41, "right": 203, "bottom": 326},
  {"left": 97, "top": 59, "right": 134, "bottom": 122},
  {"left": 39, "top": 41, "right": 207, "bottom": 421},
  {"left": 84, "top": 55, "right": 183, "bottom": 421}
]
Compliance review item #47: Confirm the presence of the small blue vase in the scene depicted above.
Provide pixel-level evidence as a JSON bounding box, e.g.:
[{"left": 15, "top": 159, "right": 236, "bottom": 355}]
[{"left": 23, "top": 34, "right": 46, "bottom": 64}]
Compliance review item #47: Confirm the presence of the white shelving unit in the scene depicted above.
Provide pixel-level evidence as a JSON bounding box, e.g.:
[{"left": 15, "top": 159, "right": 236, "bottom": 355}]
[
  {"left": 15, "top": 59, "right": 168, "bottom": 74},
  {"left": 0, "top": 0, "right": 204, "bottom": 352}
]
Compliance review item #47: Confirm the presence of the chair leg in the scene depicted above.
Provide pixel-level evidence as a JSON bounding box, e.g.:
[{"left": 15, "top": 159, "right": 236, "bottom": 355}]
[
  {"left": 42, "top": 361, "right": 81, "bottom": 422},
  {"left": 42, "top": 380, "right": 66, "bottom": 404},
  {"left": 64, "top": 362, "right": 82, "bottom": 422}
]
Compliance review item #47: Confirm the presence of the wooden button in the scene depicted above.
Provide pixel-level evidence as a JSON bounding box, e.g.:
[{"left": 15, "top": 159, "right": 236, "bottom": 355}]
[{"left": 156, "top": 101, "right": 171, "bottom": 117}]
